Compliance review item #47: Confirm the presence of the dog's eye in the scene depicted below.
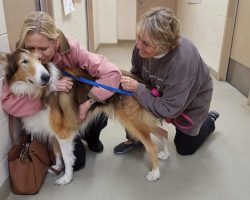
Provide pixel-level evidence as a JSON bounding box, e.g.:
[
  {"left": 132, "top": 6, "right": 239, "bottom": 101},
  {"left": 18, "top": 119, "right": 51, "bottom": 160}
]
[{"left": 22, "top": 59, "right": 29, "bottom": 64}]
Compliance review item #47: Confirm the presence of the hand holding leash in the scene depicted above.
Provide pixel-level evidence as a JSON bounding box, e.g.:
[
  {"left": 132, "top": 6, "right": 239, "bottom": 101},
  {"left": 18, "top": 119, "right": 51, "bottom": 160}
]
[{"left": 120, "top": 76, "right": 138, "bottom": 92}]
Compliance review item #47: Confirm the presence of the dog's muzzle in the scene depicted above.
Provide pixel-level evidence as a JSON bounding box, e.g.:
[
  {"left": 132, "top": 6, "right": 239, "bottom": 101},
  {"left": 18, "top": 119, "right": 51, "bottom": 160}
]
[{"left": 41, "top": 74, "right": 51, "bottom": 86}]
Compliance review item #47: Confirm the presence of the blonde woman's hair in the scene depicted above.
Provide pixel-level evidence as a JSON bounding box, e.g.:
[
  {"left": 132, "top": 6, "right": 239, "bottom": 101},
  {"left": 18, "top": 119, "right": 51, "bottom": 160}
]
[
  {"left": 17, "top": 11, "right": 58, "bottom": 49},
  {"left": 137, "top": 7, "right": 180, "bottom": 52}
]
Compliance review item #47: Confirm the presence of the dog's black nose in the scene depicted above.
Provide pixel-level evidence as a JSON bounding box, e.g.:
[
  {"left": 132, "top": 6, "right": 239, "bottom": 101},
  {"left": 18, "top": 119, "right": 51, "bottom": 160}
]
[{"left": 41, "top": 74, "right": 50, "bottom": 83}]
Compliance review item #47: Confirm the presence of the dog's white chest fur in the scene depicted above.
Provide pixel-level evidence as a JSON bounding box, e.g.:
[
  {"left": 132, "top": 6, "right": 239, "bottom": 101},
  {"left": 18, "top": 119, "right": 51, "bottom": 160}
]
[{"left": 22, "top": 106, "right": 54, "bottom": 138}]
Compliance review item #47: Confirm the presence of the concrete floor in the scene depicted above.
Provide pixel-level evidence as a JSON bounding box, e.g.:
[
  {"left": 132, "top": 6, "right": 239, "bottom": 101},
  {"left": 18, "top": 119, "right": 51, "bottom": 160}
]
[{"left": 7, "top": 41, "right": 250, "bottom": 200}]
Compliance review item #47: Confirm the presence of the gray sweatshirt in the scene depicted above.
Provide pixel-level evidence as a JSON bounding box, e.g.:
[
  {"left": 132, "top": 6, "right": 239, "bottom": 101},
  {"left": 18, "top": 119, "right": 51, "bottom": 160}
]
[{"left": 132, "top": 37, "right": 213, "bottom": 135}]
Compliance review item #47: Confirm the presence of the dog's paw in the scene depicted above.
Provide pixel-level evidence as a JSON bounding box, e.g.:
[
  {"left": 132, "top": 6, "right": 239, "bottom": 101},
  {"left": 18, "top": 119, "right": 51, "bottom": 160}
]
[
  {"left": 146, "top": 169, "right": 160, "bottom": 182},
  {"left": 158, "top": 151, "right": 169, "bottom": 160},
  {"left": 48, "top": 164, "right": 63, "bottom": 175},
  {"left": 55, "top": 174, "right": 72, "bottom": 185}
]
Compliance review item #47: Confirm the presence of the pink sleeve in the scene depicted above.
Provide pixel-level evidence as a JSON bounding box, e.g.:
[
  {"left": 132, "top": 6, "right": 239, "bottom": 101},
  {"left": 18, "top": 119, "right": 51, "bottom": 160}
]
[
  {"left": 1, "top": 82, "right": 42, "bottom": 118},
  {"left": 69, "top": 40, "right": 122, "bottom": 101}
]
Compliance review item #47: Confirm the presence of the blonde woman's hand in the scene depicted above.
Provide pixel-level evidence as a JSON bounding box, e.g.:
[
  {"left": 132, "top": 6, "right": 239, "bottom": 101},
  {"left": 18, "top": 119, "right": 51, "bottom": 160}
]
[
  {"left": 78, "top": 100, "right": 91, "bottom": 123},
  {"left": 121, "top": 76, "right": 138, "bottom": 92},
  {"left": 55, "top": 77, "right": 73, "bottom": 92}
]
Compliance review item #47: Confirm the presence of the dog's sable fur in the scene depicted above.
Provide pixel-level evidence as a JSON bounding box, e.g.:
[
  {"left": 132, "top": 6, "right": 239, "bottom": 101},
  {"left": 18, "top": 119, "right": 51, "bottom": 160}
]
[{"left": 0, "top": 49, "right": 169, "bottom": 185}]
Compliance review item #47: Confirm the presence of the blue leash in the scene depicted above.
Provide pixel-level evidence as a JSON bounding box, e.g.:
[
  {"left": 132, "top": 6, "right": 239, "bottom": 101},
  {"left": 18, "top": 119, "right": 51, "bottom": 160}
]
[{"left": 62, "top": 70, "right": 133, "bottom": 96}]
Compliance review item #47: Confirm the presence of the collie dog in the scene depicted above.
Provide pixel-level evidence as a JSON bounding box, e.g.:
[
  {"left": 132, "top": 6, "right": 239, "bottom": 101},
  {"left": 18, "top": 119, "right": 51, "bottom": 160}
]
[{"left": 0, "top": 49, "right": 169, "bottom": 185}]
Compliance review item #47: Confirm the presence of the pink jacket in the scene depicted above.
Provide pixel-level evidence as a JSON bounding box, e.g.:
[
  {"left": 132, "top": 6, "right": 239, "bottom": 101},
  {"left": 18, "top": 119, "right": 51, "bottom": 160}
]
[{"left": 1, "top": 32, "right": 121, "bottom": 117}]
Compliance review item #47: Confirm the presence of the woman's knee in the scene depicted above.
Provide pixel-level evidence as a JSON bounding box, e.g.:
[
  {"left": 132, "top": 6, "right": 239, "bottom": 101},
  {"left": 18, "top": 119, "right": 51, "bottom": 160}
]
[
  {"left": 174, "top": 130, "right": 197, "bottom": 155},
  {"left": 175, "top": 141, "right": 196, "bottom": 155}
]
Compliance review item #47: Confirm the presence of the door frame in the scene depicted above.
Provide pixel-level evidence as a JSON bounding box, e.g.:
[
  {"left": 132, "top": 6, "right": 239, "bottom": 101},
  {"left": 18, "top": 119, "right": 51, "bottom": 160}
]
[
  {"left": 86, "top": 0, "right": 94, "bottom": 52},
  {"left": 217, "top": 0, "right": 239, "bottom": 81},
  {"left": 38, "top": 0, "right": 54, "bottom": 17}
]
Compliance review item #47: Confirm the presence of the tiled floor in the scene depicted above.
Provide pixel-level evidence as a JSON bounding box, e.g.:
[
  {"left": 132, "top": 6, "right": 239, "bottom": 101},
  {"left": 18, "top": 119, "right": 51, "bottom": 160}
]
[{"left": 7, "top": 41, "right": 250, "bottom": 200}]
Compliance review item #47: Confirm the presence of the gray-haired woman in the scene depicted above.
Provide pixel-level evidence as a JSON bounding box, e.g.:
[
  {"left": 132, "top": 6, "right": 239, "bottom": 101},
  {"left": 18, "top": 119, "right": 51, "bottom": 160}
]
[{"left": 114, "top": 7, "right": 219, "bottom": 155}]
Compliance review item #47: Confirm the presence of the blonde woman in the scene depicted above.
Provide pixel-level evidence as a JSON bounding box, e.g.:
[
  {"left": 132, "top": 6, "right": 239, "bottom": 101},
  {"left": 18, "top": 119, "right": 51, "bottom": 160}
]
[
  {"left": 2, "top": 11, "right": 121, "bottom": 170},
  {"left": 114, "top": 7, "right": 219, "bottom": 155}
]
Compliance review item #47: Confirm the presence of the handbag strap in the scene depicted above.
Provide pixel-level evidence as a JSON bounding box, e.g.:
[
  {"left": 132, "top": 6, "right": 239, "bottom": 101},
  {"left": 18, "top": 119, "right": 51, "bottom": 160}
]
[
  {"left": 8, "top": 115, "right": 26, "bottom": 145},
  {"left": 8, "top": 115, "right": 16, "bottom": 145},
  {"left": 47, "top": 166, "right": 61, "bottom": 175},
  {"left": 43, "top": 162, "right": 61, "bottom": 175},
  {"left": 32, "top": 151, "right": 61, "bottom": 175}
]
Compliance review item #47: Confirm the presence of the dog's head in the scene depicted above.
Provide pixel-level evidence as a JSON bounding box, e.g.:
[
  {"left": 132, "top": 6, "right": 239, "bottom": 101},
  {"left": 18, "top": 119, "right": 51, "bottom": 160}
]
[{"left": 0, "top": 49, "right": 51, "bottom": 88}]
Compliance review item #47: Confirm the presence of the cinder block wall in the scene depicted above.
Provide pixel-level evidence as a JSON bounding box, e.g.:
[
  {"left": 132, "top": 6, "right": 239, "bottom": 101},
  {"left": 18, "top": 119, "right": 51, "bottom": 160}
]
[
  {"left": 0, "top": 0, "right": 11, "bottom": 190},
  {"left": 176, "top": 0, "right": 229, "bottom": 73}
]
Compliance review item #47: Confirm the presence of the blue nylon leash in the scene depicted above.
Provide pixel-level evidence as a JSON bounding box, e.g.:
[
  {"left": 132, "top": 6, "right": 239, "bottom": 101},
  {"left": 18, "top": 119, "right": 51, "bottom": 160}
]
[{"left": 62, "top": 70, "right": 133, "bottom": 96}]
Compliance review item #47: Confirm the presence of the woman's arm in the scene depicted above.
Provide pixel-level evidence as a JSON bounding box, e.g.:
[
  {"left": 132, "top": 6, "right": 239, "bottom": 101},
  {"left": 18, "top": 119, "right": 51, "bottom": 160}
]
[
  {"left": 65, "top": 39, "right": 122, "bottom": 122},
  {"left": 1, "top": 82, "right": 42, "bottom": 118},
  {"left": 69, "top": 39, "right": 122, "bottom": 102}
]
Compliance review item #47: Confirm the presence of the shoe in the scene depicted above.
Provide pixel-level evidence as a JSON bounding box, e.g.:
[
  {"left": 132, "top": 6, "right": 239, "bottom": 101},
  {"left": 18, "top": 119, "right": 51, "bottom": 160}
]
[
  {"left": 73, "top": 135, "right": 86, "bottom": 171},
  {"left": 114, "top": 141, "right": 143, "bottom": 154},
  {"left": 87, "top": 139, "right": 104, "bottom": 153},
  {"left": 208, "top": 110, "right": 220, "bottom": 121}
]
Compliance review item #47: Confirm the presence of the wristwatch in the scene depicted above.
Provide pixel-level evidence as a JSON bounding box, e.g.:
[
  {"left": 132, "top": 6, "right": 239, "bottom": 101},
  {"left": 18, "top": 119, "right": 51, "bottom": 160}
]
[{"left": 88, "top": 98, "right": 97, "bottom": 108}]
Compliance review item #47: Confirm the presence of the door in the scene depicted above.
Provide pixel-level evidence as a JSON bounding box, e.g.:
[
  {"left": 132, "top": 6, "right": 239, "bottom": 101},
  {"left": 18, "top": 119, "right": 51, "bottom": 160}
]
[
  {"left": 226, "top": 0, "right": 250, "bottom": 97},
  {"left": 137, "top": 0, "right": 177, "bottom": 20}
]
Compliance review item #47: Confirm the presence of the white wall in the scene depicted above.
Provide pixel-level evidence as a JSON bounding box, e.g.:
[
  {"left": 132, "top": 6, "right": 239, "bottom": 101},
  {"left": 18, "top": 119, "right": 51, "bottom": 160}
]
[
  {"left": 92, "top": 0, "right": 117, "bottom": 50},
  {"left": 117, "top": 0, "right": 136, "bottom": 40},
  {"left": 98, "top": 0, "right": 117, "bottom": 43},
  {"left": 93, "top": 0, "right": 136, "bottom": 51},
  {"left": 0, "top": 0, "right": 11, "bottom": 190},
  {"left": 98, "top": 0, "right": 117, "bottom": 44},
  {"left": 52, "top": 0, "right": 88, "bottom": 48},
  {"left": 176, "top": 0, "right": 229, "bottom": 72}
]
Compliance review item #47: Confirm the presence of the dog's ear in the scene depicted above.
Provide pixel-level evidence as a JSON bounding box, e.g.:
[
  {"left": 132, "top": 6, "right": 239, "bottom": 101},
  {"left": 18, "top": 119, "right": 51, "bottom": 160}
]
[
  {"left": 0, "top": 52, "right": 9, "bottom": 76},
  {"left": 0, "top": 52, "right": 18, "bottom": 83}
]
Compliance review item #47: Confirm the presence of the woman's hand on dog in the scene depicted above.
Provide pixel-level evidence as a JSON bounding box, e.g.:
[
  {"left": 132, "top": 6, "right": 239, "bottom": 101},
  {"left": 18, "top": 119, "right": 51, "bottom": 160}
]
[
  {"left": 55, "top": 77, "right": 73, "bottom": 92},
  {"left": 78, "top": 101, "right": 91, "bottom": 123},
  {"left": 121, "top": 76, "right": 138, "bottom": 92}
]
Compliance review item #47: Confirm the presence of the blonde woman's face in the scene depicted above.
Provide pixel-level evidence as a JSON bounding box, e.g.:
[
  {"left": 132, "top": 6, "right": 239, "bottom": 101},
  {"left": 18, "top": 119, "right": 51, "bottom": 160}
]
[
  {"left": 24, "top": 32, "right": 59, "bottom": 64},
  {"left": 136, "top": 33, "right": 159, "bottom": 58}
]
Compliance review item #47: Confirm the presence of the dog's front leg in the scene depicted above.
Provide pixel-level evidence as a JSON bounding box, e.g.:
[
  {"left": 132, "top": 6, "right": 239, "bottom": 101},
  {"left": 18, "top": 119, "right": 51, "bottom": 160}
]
[
  {"left": 54, "top": 137, "right": 75, "bottom": 185},
  {"left": 49, "top": 137, "right": 64, "bottom": 174}
]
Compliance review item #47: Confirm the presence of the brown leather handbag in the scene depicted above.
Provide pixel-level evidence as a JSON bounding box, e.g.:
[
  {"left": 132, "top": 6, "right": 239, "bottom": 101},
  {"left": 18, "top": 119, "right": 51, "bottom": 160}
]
[{"left": 7, "top": 116, "right": 57, "bottom": 195}]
